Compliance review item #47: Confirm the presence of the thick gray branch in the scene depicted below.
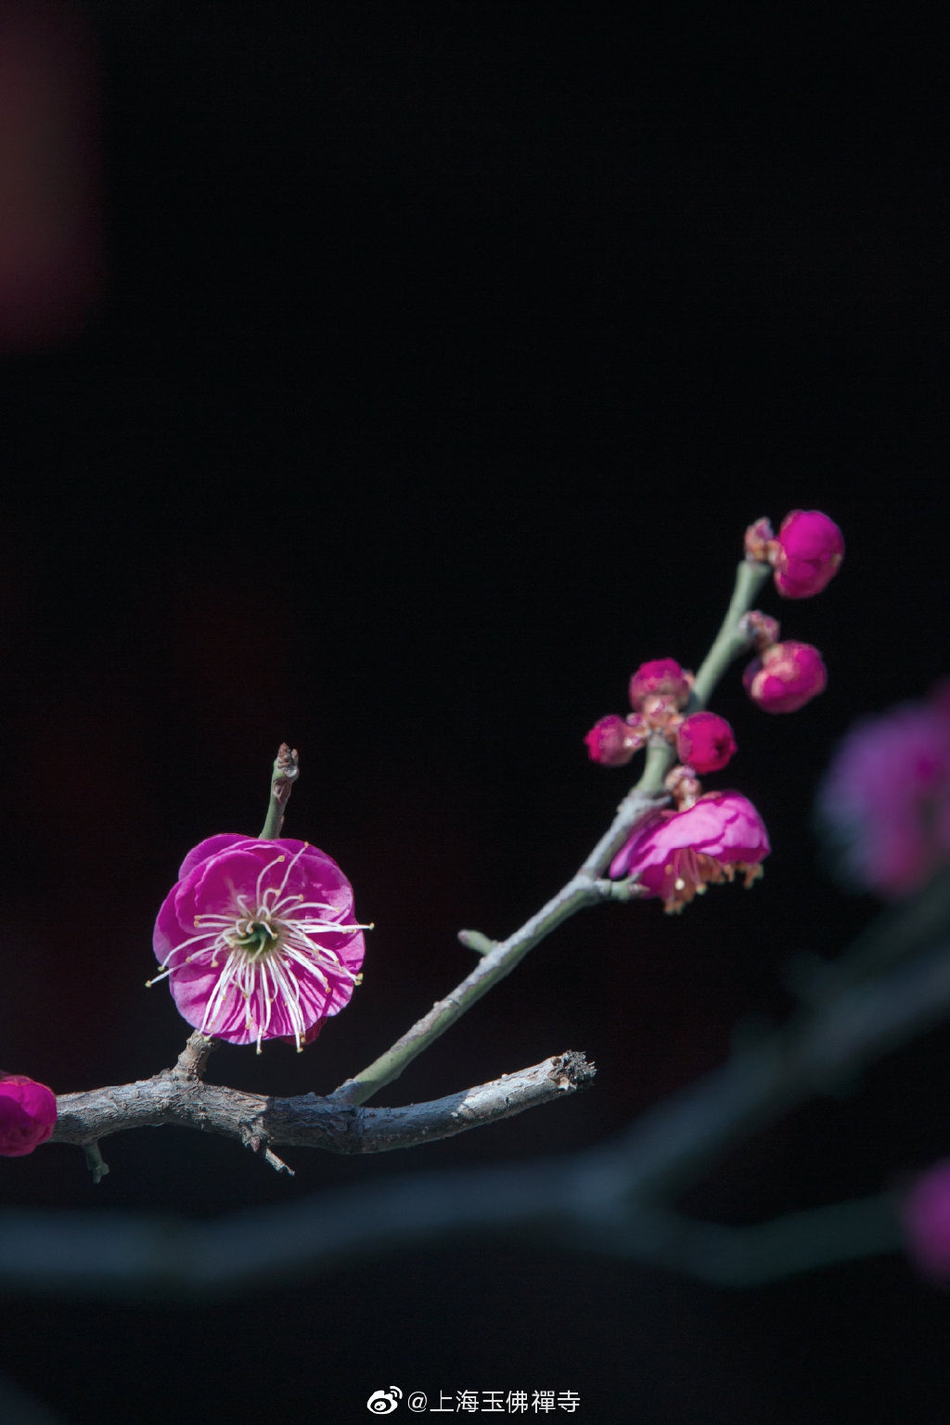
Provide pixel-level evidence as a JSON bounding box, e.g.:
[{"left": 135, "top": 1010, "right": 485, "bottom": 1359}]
[{"left": 49, "top": 1051, "right": 595, "bottom": 1158}]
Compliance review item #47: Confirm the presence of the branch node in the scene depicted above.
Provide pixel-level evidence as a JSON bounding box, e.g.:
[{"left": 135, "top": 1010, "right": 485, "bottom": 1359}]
[
  {"left": 83, "top": 1141, "right": 110, "bottom": 1183},
  {"left": 458, "top": 929, "right": 497, "bottom": 955}
]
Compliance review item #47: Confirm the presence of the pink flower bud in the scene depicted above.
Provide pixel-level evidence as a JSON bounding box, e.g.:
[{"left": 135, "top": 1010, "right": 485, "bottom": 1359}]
[
  {"left": 628, "top": 659, "right": 692, "bottom": 713},
  {"left": 609, "top": 791, "right": 770, "bottom": 912},
  {"left": 0, "top": 1072, "right": 57, "bottom": 1157},
  {"left": 676, "top": 711, "right": 737, "bottom": 773},
  {"left": 740, "top": 610, "right": 781, "bottom": 654},
  {"left": 902, "top": 1159, "right": 950, "bottom": 1281},
  {"left": 771, "top": 509, "right": 844, "bottom": 599},
  {"left": 743, "top": 640, "right": 827, "bottom": 714},
  {"left": 584, "top": 714, "right": 645, "bottom": 766}
]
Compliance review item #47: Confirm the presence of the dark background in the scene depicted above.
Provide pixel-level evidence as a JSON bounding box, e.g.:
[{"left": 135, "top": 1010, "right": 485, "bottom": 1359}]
[{"left": 0, "top": 2, "right": 946, "bottom": 1421}]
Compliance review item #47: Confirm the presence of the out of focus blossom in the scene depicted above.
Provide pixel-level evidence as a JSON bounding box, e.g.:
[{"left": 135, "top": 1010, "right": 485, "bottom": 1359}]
[
  {"left": 744, "top": 640, "right": 827, "bottom": 714},
  {"left": 0, "top": 1072, "right": 57, "bottom": 1156},
  {"left": 152, "top": 835, "right": 367, "bottom": 1051},
  {"left": 609, "top": 791, "right": 770, "bottom": 912},
  {"left": 816, "top": 684, "right": 950, "bottom": 898},
  {"left": 675, "top": 711, "right": 737, "bottom": 773},
  {"left": 772, "top": 510, "right": 844, "bottom": 599},
  {"left": 902, "top": 1158, "right": 950, "bottom": 1281}
]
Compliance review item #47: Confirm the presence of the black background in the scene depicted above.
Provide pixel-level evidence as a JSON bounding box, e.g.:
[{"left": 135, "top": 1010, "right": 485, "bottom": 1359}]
[{"left": 0, "top": 3, "right": 947, "bottom": 1421}]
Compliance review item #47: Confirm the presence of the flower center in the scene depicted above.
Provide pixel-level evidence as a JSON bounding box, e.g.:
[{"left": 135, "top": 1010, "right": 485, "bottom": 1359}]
[{"left": 225, "top": 909, "right": 281, "bottom": 962}]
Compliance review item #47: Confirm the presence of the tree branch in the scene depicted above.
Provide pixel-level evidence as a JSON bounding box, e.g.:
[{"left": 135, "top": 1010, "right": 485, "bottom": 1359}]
[
  {"left": 7, "top": 920, "right": 947, "bottom": 1299},
  {"left": 49, "top": 1051, "right": 595, "bottom": 1162}
]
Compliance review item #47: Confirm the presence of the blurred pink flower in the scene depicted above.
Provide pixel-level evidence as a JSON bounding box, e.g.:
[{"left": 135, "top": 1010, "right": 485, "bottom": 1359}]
[
  {"left": 609, "top": 791, "right": 770, "bottom": 912},
  {"left": 816, "top": 685, "right": 950, "bottom": 897},
  {"left": 152, "top": 835, "right": 367, "bottom": 1051},
  {"left": 743, "top": 640, "right": 827, "bottom": 714},
  {"left": 676, "top": 711, "right": 737, "bottom": 773},
  {"left": 0, "top": 1072, "right": 57, "bottom": 1157},
  {"left": 772, "top": 510, "right": 844, "bottom": 599},
  {"left": 902, "top": 1158, "right": 950, "bottom": 1281}
]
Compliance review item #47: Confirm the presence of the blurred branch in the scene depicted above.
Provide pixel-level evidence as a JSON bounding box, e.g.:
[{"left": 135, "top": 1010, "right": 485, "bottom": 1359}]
[{"left": 6, "top": 917, "right": 948, "bottom": 1299}]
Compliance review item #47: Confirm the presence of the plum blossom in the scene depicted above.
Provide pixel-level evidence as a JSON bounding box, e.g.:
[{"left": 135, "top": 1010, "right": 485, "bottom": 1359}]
[
  {"left": 772, "top": 510, "right": 844, "bottom": 599},
  {"left": 816, "top": 684, "right": 950, "bottom": 898},
  {"left": 675, "top": 711, "right": 737, "bottom": 773},
  {"left": 151, "top": 835, "right": 368, "bottom": 1051},
  {"left": 0, "top": 1072, "right": 57, "bottom": 1157},
  {"left": 609, "top": 791, "right": 770, "bottom": 913},
  {"left": 743, "top": 640, "right": 827, "bottom": 714},
  {"left": 902, "top": 1159, "right": 950, "bottom": 1281}
]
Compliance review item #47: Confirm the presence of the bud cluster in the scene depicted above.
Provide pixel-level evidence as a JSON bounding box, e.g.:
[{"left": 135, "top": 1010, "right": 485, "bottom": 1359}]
[{"left": 582, "top": 509, "right": 844, "bottom": 910}]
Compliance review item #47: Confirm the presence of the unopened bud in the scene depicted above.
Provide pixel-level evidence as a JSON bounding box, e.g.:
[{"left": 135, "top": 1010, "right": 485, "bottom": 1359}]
[
  {"left": 743, "top": 640, "right": 827, "bottom": 714},
  {"left": 771, "top": 510, "right": 844, "bottom": 599}
]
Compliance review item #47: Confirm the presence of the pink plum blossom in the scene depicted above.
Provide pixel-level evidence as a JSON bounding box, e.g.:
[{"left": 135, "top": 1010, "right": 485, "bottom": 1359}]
[
  {"left": 584, "top": 714, "right": 646, "bottom": 766},
  {"left": 675, "top": 711, "right": 737, "bottom": 773},
  {"left": 609, "top": 791, "right": 770, "bottom": 913},
  {"left": 743, "top": 640, "right": 827, "bottom": 714},
  {"left": 0, "top": 1072, "right": 57, "bottom": 1157},
  {"left": 628, "top": 658, "right": 692, "bottom": 713},
  {"left": 771, "top": 509, "right": 844, "bottom": 599},
  {"left": 816, "top": 685, "right": 950, "bottom": 898},
  {"left": 151, "top": 835, "right": 368, "bottom": 1051},
  {"left": 902, "top": 1159, "right": 950, "bottom": 1281}
]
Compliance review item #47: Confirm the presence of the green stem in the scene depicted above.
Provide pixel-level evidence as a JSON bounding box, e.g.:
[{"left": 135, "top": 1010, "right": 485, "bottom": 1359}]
[
  {"left": 260, "top": 744, "right": 299, "bottom": 840},
  {"left": 690, "top": 559, "right": 770, "bottom": 709}
]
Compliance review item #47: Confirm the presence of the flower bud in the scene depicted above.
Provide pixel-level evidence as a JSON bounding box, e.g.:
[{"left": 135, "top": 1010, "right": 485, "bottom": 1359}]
[
  {"left": 740, "top": 610, "right": 781, "bottom": 654},
  {"left": 743, "top": 640, "right": 827, "bottom": 714},
  {"left": 744, "top": 517, "right": 776, "bottom": 563},
  {"left": 0, "top": 1072, "right": 57, "bottom": 1157},
  {"left": 583, "top": 714, "right": 645, "bottom": 766},
  {"left": 771, "top": 510, "right": 844, "bottom": 599},
  {"left": 628, "top": 659, "right": 692, "bottom": 713},
  {"left": 676, "top": 711, "right": 737, "bottom": 773}
]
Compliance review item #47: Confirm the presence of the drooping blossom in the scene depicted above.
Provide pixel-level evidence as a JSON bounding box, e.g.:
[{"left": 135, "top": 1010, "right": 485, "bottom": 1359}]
[
  {"left": 0, "top": 1072, "right": 57, "bottom": 1157},
  {"left": 609, "top": 791, "right": 770, "bottom": 912},
  {"left": 771, "top": 510, "right": 844, "bottom": 599},
  {"left": 743, "top": 640, "right": 827, "bottom": 714},
  {"left": 676, "top": 711, "right": 737, "bottom": 773},
  {"left": 902, "top": 1159, "right": 950, "bottom": 1281},
  {"left": 151, "top": 835, "right": 368, "bottom": 1051},
  {"left": 584, "top": 714, "right": 647, "bottom": 766},
  {"left": 815, "top": 683, "right": 950, "bottom": 898},
  {"left": 628, "top": 658, "right": 692, "bottom": 714}
]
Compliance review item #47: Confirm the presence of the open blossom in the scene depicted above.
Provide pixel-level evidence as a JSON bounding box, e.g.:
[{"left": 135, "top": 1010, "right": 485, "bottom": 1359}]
[
  {"left": 743, "top": 640, "right": 827, "bottom": 714},
  {"left": 902, "top": 1159, "right": 950, "bottom": 1281},
  {"left": 0, "top": 1072, "right": 57, "bottom": 1157},
  {"left": 609, "top": 791, "right": 770, "bottom": 912},
  {"left": 676, "top": 711, "right": 737, "bottom": 773},
  {"left": 772, "top": 510, "right": 844, "bottom": 599},
  {"left": 816, "top": 684, "right": 950, "bottom": 898},
  {"left": 151, "top": 835, "right": 368, "bottom": 1051}
]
